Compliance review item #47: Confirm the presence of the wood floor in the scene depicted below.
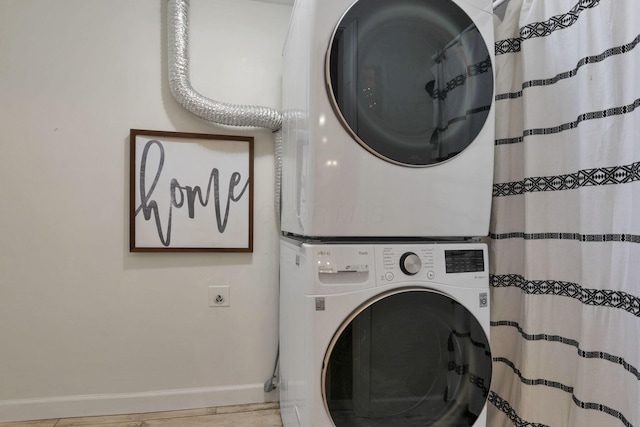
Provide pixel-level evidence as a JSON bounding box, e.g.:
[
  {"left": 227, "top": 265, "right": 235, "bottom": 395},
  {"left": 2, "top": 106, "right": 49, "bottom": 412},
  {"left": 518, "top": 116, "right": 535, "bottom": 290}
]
[{"left": 0, "top": 403, "right": 282, "bottom": 427}]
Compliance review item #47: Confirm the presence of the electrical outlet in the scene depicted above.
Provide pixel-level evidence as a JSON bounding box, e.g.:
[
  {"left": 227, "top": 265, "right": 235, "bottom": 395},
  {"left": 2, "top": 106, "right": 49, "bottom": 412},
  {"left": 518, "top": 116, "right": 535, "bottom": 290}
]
[{"left": 208, "top": 286, "right": 230, "bottom": 307}]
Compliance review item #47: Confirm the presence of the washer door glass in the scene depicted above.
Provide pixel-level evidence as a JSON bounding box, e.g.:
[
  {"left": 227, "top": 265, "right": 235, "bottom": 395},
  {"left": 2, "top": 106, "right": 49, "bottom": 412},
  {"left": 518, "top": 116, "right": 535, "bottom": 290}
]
[
  {"left": 327, "top": 0, "right": 493, "bottom": 166},
  {"left": 323, "top": 289, "right": 491, "bottom": 427}
]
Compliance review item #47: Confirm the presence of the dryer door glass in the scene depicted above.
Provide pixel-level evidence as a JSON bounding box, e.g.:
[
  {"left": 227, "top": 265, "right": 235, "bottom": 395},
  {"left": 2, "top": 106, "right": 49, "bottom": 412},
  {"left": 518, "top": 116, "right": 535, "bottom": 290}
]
[
  {"left": 327, "top": 0, "right": 493, "bottom": 166},
  {"left": 322, "top": 289, "right": 492, "bottom": 426}
]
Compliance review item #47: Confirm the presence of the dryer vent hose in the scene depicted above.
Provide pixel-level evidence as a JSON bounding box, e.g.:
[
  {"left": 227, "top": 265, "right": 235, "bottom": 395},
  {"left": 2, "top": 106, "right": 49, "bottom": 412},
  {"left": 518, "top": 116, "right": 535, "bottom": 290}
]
[{"left": 167, "top": 0, "right": 284, "bottom": 214}]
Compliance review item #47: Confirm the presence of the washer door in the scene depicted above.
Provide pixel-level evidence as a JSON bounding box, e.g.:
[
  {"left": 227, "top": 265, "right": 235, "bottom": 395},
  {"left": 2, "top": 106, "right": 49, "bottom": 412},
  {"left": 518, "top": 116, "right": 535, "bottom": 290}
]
[
  {"left": 327, "top": 0, "right": 493, "bottom": 166},
  {"left": 322, "top": 288, "right": 491, "bottom": 426}
]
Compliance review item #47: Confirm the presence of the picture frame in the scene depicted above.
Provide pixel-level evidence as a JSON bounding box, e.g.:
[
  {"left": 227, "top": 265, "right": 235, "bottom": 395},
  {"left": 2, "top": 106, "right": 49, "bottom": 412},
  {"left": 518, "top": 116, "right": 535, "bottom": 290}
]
[{"left": 129, "top": 129, "right": 254, "bottom": 252}]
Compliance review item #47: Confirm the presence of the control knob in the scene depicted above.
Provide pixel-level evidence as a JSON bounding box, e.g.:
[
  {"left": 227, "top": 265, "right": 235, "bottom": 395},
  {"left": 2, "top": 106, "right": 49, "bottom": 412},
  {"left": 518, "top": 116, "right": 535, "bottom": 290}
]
[{"left": 400, "top": 252, "right": 421, "bottom": 276}]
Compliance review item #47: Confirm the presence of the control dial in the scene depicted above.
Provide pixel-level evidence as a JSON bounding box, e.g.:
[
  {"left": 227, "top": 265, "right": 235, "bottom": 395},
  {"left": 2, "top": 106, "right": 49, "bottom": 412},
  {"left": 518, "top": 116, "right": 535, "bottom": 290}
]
[{"left": 400, "top": 252, "right": 421, "bottom": 276}]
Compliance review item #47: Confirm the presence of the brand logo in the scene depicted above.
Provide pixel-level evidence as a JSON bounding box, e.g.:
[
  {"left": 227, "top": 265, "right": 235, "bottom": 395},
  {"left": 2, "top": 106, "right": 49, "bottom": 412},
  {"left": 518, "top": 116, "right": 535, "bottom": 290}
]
[{"left": 479, "top": 292, "right": 488, "bottom": 308}]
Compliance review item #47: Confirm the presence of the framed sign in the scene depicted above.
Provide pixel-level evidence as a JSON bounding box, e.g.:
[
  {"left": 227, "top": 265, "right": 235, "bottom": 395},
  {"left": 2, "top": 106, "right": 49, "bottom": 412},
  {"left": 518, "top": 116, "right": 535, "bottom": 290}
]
[{"left": 129, "top": 129, "right": 253, "bottom": 252}]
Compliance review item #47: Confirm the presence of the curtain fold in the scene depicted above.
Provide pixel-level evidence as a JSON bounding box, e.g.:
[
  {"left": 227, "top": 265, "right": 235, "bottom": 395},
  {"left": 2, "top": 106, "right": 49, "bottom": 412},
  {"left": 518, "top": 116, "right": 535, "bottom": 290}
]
[{"left": 489, "top": 1, "right": 640, "bottom": 426}]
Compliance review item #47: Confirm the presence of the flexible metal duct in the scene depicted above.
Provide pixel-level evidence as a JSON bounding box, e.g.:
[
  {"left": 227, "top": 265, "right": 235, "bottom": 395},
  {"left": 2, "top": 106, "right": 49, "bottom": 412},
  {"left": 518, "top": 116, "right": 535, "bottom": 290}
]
[
  {"left": 167, "top": 0, "right": 284, "bottom": 213},
  {"left": 273, "top": 128, "right": 283, "bottom": 216},
  {"left": 168, "top": 0, "right": 283, "bottom": 130}
]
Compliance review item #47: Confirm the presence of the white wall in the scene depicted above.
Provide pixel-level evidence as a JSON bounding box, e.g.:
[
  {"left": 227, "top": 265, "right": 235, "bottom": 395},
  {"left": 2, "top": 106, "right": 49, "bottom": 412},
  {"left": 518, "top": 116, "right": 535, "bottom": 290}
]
[{"left": 0, "top": 0, "right": 291, "bottom": 422}]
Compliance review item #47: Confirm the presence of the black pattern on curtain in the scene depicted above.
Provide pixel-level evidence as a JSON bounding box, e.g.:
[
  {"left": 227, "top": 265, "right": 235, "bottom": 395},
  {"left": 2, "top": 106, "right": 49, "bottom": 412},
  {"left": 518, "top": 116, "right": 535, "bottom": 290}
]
[{"left": 489, "top": 0, "right": 640, "bottom": 426}]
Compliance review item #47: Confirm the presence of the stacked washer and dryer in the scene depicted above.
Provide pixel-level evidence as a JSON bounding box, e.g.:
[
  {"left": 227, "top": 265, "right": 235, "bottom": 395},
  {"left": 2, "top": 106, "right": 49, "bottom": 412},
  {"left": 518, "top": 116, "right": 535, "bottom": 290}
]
[{"left": 279, "top": 0, "right": 495, "bottom": 426}]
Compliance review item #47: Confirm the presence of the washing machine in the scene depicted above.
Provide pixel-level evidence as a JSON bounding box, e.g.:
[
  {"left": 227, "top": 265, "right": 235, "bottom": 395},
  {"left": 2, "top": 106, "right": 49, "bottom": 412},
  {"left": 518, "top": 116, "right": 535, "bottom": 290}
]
[
  {"left": 279, "top": 237, "right": 492, "bottom": 427},
  {"left": 280, "top": 0, "right": 495, "bottom": 238}
]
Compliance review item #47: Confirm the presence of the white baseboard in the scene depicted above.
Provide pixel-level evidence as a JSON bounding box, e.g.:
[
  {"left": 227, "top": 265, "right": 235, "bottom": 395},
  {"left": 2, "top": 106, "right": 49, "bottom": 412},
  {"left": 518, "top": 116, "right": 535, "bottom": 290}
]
[{"left": 0, "top": 383, "right": 279, "bottom": 423}]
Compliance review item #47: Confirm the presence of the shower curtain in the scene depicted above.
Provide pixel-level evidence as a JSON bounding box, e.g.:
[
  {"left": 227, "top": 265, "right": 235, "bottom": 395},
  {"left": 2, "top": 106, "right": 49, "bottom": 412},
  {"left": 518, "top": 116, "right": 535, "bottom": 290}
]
[{"left": 488, "top": 1, "right": 640, "bottom": 426}]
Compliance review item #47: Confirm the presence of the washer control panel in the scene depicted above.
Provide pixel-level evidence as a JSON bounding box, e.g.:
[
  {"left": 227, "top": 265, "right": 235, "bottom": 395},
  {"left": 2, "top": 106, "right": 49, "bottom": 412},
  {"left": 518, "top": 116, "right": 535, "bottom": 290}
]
[
  {"left": 375, "top": 243, "right": 488, "bottom": 287},
  {"left": 300, "top": 241, "right": 488, "bottom": 291}
]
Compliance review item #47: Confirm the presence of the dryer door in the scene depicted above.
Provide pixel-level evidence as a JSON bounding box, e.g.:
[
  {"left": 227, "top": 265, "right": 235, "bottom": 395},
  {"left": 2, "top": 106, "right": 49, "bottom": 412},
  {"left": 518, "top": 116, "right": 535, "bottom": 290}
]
[
  {"left": 327, "top": 0, "right": 493, "bottom": 166},
  {"left": 322, "top": 288, "right": 491, "bottom": 426}
]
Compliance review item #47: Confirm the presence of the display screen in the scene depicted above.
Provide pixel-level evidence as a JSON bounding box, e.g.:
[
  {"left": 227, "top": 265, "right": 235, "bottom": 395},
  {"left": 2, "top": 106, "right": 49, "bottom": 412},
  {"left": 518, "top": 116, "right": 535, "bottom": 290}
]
[{"left": 445, "top": 250, "right": 485, "bottom": 273}]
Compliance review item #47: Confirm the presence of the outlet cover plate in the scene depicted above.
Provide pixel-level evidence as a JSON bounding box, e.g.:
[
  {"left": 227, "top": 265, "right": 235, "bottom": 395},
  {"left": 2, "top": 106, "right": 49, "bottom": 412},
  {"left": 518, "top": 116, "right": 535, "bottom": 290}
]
[{"left": 208, "top": 286, "right": 230, "bottom": 307}]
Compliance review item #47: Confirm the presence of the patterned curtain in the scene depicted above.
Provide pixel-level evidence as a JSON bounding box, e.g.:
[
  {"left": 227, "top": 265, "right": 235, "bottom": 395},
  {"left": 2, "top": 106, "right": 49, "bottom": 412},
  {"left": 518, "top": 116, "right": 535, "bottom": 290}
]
[{"left": 488, "top": 1, "right": 640, "bottom": 426}]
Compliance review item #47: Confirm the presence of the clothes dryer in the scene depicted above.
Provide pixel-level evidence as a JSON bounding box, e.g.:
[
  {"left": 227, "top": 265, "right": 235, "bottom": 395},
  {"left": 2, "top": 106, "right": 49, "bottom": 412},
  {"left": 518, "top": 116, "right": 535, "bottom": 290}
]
[
  {"left": 281, "top": 0, "right": 495, "bottom": 238},
  {"left": 279, "top": 237, "right": 492, "bottom": 427}
]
